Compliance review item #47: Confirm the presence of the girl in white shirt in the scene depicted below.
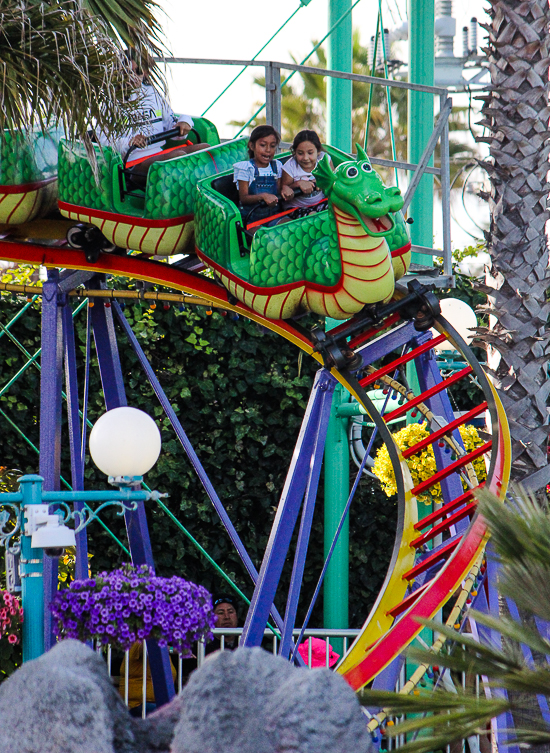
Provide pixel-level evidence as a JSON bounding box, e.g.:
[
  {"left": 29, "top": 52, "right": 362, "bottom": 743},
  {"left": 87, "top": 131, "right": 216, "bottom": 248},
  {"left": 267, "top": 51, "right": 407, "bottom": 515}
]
[
  {"left": 233, "top": 125, "right": 294, "bottom": 226},
  {"left": 281, "top": 130, "right": 331, "bottom": 211}
]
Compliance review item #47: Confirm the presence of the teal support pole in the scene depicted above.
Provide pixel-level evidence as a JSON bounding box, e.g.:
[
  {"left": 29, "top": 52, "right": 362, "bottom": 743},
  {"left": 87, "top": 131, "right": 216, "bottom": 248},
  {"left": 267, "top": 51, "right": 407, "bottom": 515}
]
[
  {"left": 327, "top": 0, "right": 353, "bottom": 152},
  {"left": 407, "top": 0, "right": 438, "bottom": 663},
  {"left": 407, "top": 0, "right": 435, "bottom": 265},
  {"left": 323, "top": 382, "right": 349, "bottom": 654},
  {"left": 407, "top": 0, "right": 434, "bottom": 407},
  {"left": 19, "top": 475, "right": 45, "bottom": 663}
]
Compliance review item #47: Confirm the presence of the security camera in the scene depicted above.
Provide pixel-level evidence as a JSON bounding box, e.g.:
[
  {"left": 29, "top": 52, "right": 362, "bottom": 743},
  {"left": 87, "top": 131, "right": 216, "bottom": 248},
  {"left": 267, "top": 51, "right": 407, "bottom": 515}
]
[{"left": 26, "top": 507, "right": 76, "bottom": 556}]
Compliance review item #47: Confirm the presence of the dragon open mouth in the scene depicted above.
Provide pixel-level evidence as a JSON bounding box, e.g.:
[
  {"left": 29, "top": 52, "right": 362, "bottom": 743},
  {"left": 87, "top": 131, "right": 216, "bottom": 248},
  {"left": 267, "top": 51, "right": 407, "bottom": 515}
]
[{"left": 360, "top": 213, "right": 394, "bottom": 235}]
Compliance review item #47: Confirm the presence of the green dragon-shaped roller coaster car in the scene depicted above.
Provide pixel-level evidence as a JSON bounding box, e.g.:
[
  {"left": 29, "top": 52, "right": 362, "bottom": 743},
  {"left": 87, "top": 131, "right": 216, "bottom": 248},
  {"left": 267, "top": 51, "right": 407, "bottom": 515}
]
[
  {"left": 194, "top": 144, "right": 412, "bottom": 320},
  {"left": 57, "top": 117, "right": 249, "bottom": 257},
  {"left": 0, "top": 127, "right": 62, "bottom": 225}
]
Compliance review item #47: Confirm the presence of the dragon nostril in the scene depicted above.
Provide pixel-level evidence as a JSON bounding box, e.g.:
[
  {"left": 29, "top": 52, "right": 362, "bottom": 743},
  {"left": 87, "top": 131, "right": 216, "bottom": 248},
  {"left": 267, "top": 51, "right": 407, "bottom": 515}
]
[{"left": 367, "top": 193, "right": 382, "bottom": 204}]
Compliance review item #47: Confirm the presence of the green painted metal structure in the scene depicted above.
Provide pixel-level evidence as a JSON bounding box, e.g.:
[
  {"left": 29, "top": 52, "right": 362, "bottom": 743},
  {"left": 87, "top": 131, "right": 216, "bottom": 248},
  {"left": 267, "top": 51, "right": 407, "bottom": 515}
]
[
  {"left": 19, "top": 475, "right": 45, "bottom": 662},
  {"left": 408, "top": 0, "right": 435, "bottom": 264},
  {"left": 327, "top": 0, "right": 353, "bottom": 152},
  {"left": 323, "top": 376, "right": 350, "bottom": 651}
]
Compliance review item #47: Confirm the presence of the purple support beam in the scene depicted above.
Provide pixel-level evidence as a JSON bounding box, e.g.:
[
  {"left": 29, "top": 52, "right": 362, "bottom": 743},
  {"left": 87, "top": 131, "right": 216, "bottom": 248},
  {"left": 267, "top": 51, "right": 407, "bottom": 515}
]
[
  {"left": 80, "top": 310, "right": 92, "bottom": 472},
  {"left": 112, "top": 302, "right": 295, "bottom": 641},
  {"left": 371, "top": 654, "right": 405, "bottom": 693},
  {"left": 486, "top": 553, "right": 519, "bottom": 753},
  {"left": 241, "top": 370, "right": 333, "bottom": 647},
  {"left": 62, "top": 304, "right": 89, "bottom": 582},
  {"left": 278, "top": 383, "right": 333, "bottom": 659},
  {"left": 355, "top": 320, "right": 418, "bottom": 369},
  {"left": 90, "top": 295, "right": 174, "bottom": 706},
  {"left": 413, "top": 337, "right": 468, "bottom": 515},
  {"left": 89, "top": 299, "right": 127, "bottom": 410},
  {"left": 39, "top": 271, "right": 64, "bottom": 651}
]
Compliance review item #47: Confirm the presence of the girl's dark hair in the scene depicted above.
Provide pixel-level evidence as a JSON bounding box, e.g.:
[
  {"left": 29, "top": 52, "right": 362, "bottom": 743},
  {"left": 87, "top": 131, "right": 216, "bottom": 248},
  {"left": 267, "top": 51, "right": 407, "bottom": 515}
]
[
  {"left": 291, "top": 129, "right": 323, "bottom": 154},
  {"left": 247, "top": 125, "right": 281, "bottom": 158}
]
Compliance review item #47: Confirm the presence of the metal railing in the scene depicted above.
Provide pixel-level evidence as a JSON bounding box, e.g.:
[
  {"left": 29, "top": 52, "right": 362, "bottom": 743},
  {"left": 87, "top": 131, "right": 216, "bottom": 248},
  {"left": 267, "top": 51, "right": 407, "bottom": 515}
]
[
  {"left": 98, "top": 627, "right": 488, "bottom": 750},
  {"left": 159, "top": 57, "right": 454, "bottom": 286},
  {"left": 98, "top": 627, "right": 360, "bottom": 718}
]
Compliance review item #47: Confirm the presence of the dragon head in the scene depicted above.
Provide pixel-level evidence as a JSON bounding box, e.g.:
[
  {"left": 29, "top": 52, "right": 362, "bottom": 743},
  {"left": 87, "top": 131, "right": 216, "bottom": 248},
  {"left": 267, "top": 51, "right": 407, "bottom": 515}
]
[{"left": 313, "top": 145, "right": 404, "bottom": 237}]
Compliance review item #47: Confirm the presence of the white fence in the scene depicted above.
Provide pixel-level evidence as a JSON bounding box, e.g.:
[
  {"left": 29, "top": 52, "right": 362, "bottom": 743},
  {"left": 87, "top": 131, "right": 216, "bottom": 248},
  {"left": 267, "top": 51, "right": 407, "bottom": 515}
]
[
  {"left": 99, "top": 628, "right": 361, "bottom": 718},
  {"left": 97, "top": 628, "right": 489, "bottom": 752}
]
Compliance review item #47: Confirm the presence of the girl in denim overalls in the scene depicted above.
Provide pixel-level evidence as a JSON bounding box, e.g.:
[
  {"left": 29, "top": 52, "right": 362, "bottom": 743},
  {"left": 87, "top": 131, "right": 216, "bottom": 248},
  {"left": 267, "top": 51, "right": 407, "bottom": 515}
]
[{"left": 233, "top": 125, "right": 294, "bottom": 227}]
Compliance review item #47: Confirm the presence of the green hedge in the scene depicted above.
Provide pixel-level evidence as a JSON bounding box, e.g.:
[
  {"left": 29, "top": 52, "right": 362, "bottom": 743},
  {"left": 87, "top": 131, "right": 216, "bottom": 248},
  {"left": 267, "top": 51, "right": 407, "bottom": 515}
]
[{"left": 0, "top": 293, "right": 396, "bottom": 628}]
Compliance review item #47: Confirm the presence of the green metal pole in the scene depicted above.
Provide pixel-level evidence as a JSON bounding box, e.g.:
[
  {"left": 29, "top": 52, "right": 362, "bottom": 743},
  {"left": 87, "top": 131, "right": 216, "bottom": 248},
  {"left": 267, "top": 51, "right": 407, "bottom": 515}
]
[
  {"left": 406, "top": 0, "right": 434, "bottom": 411},
  {"left": 408, "top": 0, "right": 434, "bottom": 266},
  {"left": 327, "top": 0, "right": 353, "bottom": 152},
  {"left": 20, "top": 475, "right": 45, "bottom": 662},
  {"left": 324, "top": 382, "right": 349, "bottom": 655},
  {"left": 324, "top": 0, "right": 353, "bottom": 643},
  {"left": 407, "top": 2, "right": 436, "bottom": 671}
]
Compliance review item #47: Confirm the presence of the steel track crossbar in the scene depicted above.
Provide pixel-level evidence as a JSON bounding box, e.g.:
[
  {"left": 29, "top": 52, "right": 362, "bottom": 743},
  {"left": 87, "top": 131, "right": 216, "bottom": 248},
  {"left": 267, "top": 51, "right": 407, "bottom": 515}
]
[
  {"left": 360, "top": 334, "right": 447, "bottom": 388},
  {"left": 385, "top": 582, "right": 430, "bottom": 618},
  {"left": 411, "top": 442, "right": 492, "bottom": 497},
  {"left": 402, "top": 538, "right": 459, "bottom": 582},
  {"left": 383, "top": 366, "right": 473, "bottom": 423},
  {"left": 410, "top": 502, "right": 478, "bottom": 549},
  {"left": 347, "top": 313, "right": 402, "bottom": 350},
  {"left": 402, "top": 402, "right": 488, "bottom": 459},
  {"left": 414, "top": 484, "right": 484, "bottom": 531}
]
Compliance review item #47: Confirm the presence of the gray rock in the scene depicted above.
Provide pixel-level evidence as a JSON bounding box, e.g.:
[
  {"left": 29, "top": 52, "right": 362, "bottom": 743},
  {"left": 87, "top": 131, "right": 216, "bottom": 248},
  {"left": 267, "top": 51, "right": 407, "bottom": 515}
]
[
  {"left": 0, "top": 641, "right": 372, "bottom": 753},
  {"left": 170, "top": 647, "right": 372, "bottom": 753},
  {"left": 0, "top": 639, "right": 134, "bottom": 753},
  {"left": 265, "top": 666, "right": 372, "bottom": 753},
  {"left": 171, "top": 647, "right": 292, "bottom": 753},
  {"left": 133, "top": 695, "right": 186, "bottom": 752}
]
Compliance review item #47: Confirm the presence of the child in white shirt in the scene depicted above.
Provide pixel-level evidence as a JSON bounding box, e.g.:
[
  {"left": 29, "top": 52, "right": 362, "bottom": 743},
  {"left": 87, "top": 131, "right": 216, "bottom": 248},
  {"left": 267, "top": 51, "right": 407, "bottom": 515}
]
[
  {"left": 281, "top": 130, "right": 331, "bottom": 211},
  {"left": 233, "top": 125, "right": 294, "bottom": 226},
  {"left": 98, "top": 52, "right": 209, "bottom": 177}
]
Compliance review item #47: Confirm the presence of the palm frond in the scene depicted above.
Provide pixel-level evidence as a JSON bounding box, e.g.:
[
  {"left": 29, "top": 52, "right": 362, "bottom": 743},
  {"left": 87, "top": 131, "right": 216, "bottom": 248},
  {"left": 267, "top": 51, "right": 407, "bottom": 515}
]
[
  {"left": 82, "top": 0, "right": 166, "bottom": 58},
  {"left": 0, "top": 0, "right": 139, "bottom": 146},
  {"left": 477, "top": 485, "right": 550, "bottom": 621},
  {"left": 358, "top": 486, "right": 550, "bottom": 749},
  {"left": 360, "top": 688, "right": 509, "bottom": 753}
]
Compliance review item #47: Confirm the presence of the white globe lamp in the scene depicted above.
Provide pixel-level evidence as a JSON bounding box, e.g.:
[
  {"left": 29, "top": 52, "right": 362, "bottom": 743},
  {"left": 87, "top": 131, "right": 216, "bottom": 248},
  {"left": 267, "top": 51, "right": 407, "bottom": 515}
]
[
  {"left": 89, "top": 407, "right": 161, "bottom": 478},
  {"left": 432, "top": 298, "right": 477, "bottom": 353}
]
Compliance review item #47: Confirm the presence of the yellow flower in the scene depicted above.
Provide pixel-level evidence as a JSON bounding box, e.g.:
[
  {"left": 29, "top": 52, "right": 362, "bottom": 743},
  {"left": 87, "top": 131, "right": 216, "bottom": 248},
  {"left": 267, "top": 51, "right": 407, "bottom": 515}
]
[{"left": 373, "top": 421, "right": 487, "bottom": 504}]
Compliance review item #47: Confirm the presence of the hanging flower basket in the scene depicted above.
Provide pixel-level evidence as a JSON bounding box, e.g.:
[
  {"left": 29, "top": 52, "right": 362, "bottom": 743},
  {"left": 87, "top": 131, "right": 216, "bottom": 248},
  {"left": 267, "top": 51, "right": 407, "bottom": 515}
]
[
  {"left": 0, "top": 590, "right": 23, "bottom": 681},
  {"left": 50, "top": 563, "right": 215, "bottom": 654}
]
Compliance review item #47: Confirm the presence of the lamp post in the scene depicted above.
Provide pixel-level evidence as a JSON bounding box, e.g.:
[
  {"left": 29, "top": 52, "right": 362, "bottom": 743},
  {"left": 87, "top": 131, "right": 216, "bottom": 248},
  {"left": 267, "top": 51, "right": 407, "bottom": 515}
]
[{"left": 0, "top": 407, "right": 164, "bottom": 662}]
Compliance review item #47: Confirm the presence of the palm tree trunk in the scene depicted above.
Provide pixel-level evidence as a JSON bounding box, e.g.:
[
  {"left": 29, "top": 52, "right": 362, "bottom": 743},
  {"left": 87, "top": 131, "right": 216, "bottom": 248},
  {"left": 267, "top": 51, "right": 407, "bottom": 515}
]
[{"left": 477, "top": 0, "right": 550, "bottom": 486}]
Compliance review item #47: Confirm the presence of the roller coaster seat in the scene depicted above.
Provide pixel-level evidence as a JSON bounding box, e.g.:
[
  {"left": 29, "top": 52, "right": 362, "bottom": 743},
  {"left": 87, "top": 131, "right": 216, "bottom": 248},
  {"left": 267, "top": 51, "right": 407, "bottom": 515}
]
[
  {"left": 58, "top": 128, "right": 249, "bottom": 226},
  {"left": 211, "top": 173, "right": 240, "bottom": 206},
  {"left": 120, "top": 116, "right": 221, "bottom": 195},
  {"left": 210, "top": 154, "right": 295, "bottom": 231}
]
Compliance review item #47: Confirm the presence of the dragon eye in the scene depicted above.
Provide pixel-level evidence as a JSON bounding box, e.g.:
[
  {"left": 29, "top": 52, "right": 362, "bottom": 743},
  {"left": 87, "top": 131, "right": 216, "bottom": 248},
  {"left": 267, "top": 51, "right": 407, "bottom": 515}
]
[
  {"left": 346, "top": 166, "right": 358, "bottom": 178},
  {"left": 361, "top": 162, "right": 373, "bottom": 173}
]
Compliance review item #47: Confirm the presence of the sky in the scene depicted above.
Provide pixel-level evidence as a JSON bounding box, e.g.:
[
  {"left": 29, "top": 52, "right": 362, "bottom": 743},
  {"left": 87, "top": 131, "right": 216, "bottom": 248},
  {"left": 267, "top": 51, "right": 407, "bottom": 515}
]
[
  {"left": 158, "top": 0, "right": 488, "bottom": 129},
  {"left": 156, "top": 0, "right": 490, "bottom": 250}
]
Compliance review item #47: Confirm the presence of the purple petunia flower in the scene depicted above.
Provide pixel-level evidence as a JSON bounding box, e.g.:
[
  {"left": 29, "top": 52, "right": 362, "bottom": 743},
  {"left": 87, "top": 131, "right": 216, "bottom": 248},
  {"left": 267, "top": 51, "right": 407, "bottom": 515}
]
[{"left": 49, "top": 563, "right": 216, "bottom": 653}]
